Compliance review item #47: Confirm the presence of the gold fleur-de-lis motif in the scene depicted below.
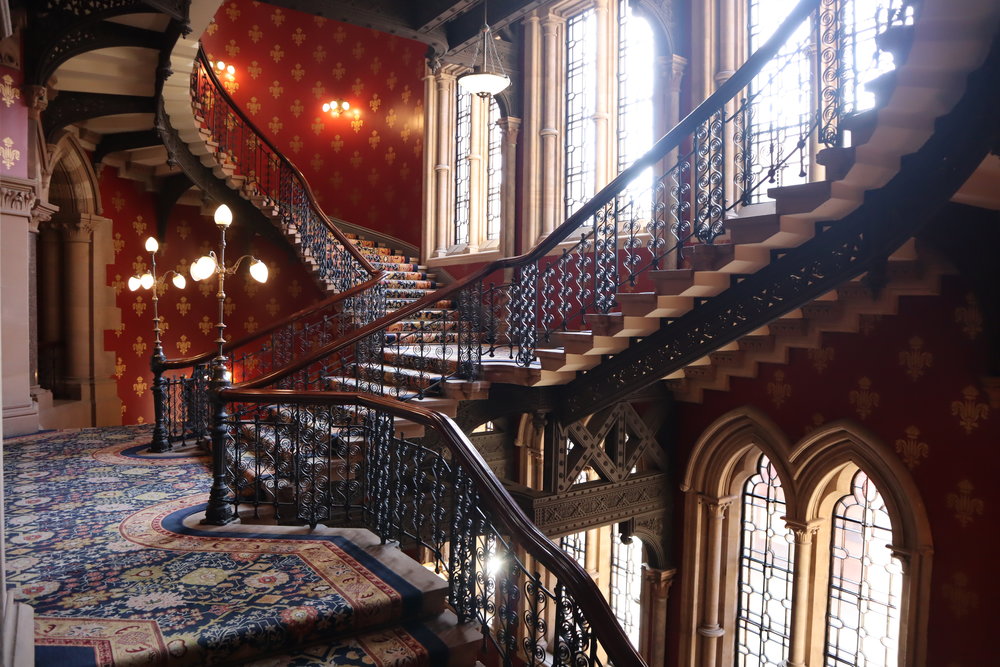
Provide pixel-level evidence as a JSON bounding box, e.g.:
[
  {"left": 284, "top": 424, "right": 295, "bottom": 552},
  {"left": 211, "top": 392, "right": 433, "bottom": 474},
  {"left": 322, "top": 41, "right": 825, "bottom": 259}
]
[
  {"left": 951, "top": 385, "right": 989, "bottom": 434},
  {"left": 386, "top": 71, "right": 397, "bottom": 90},
  {"left": 120, "top": 402, "right": 127, "bottom": 416},
  {"left": 132, "top": 296, "right": 147, "bottom": 318},
  {"left": 198, "top": 279, "right": 212, "bottom": 298},
  {"left": 199, "top": 316, "right": 213, "bottom": 336},
  {"left": 248, "top": 24, "right": 262, "bottom": 43},
  {"left": 288, "top": 280, "right": 303, "bottom": 298},
  {"left": 894, "top": 425, "right": 929, "bottom": 469},
  {"left": 136, "top": 416, "right": 146, "bottom": 425},
  {"left": 384, "top": 146, "right": 396, "bottom": 165},
  {"left": 132, "top": 214, "right": 147, "bottom": 237},
  {"left": 332, "top": 62, "right": 346, "bottom": 81},
  {"left": 291, "top": 63, "right": 305, "bottom": 82},
  {"left": 350, "top": 150, "right": 363, "bottom": 168},
  {"left": 176, "top": 297, "right": 191, "bottom": 317},
  {"left": 225, "top": 1, "right": 240, "bottom": 21},
  {"left": 176, "top": 335, "right": 191, "bottom": 356},
  {"left": 954, "top": 293, "right": 982, "bottom": 340},
  {"left": 368, "top": 130, "right": 380, "bottom": 149},
  {"left": 385, "top": 107, "right": 397, "bottom": 129},
  {"left": 400, "top": 125, "right": 411, "bottom": 143},
  {"left": 114, "top": 322, "right": 126, "bottom": 338},
  {"left": 352, "top": 41, "right": 365, "bottom": 60},
  {"left": 311, "top": 117, "right": 325, "bottom": 135},
  {"left": 133, "top": 376, "right": 149, "bottom": 397},
  {"left": 271, "top": 8, "right": 285, "bottom": 27},
  {"left": 334, "top": 26, "right": 346, "bottom": 43},
  {"left": 248, "top": 60, "right": 262, "bottom": 80},
  {"left": 244, "top": 316, "right": 259, "bottom": 333},
  {"left": 349, "top": 189, "right": 362, "bottom": 206},
  {"left": 112, "top": 191, "right": 125, "bottom": 212},
  {"left": 111, "top": 274, "right": 125, "bottom": 296},
  {"left": 849, "top": 377, "right": 879, "bottom": 419},
  {"left": 114, "top": 356, "right": 126, "bottom": 379},
  {"left": 225, "top": 39, "right": 240, "bottom": 58},
  {"left": 766, "top": 370, "right": 791, "bottom": 408},
  {"left": 367, "top": 168, "right": 380, "bottom": 187},
  {"left": 400, "top": 163, "right": 411, "bottom": 179},
  {"left": 266, "top": 298, "right": 281, "bottom": 317},
  {"left": 330, "top": 134, "right": 344, "bottom": 153},
  {"left": 285, "top": 98, "right": 302, "bottom": 118},
  {"left": 205, "top": 21, "right": 218, "bottom": 37},
  {"left": 313, "top": 44, "right": 327, "bottom": 64},
  {"left": 330, "top": 171, "right": 344, "bottom": 189},
  {"left": 244, "top": 273, "right": 261, "bottom": 298},
  {"left": 132, "top": 336, "right": 147, "bottom": 357},
  {"left": 270, "top": 44, "right": 284, "bottom": 63},
  {"left": 2, "top": 137, "right": 22, "bottom": 169},
  {"left": 112, "top": 232, "right": 125, "bottom": 257},
  {"left": 942, "top": 573, "right": 979, "bottom": 618},
  {"left": 1, "top": 74, "right": 21, "bottom": 107},
  {"left": 369, "top": 93, "right": 381, "bottom": 113},
  {"left": 224, "top": 296, "right": 236, "bottom": 317},
  {"left": 289, "top": 135, "right": 303, "bottom": 154},
  {"left": 268, "top": 80, "right": 283, "bottom": 99},
  {"left": 310, "top": 153, "right": 324, "bottom": 171},
  {"left": 268, "top": 116, "right": 283, "bottom": 135},
  {"left": 158, "top": 315, "right": 169, "bottom": 332},
  {"left": 401, "top": 84, "right": 412, "bottom": 104},
  {"left": 946, "top": 480, "right": 984, "bottom": 527},
  {"left": 313, "top": 15, "right": 327, "bottom": 28},
  {"left": 351, "top": 117, "right": 364, "bottom": 134},
  {"left": 311, "top": 80, "right": 326, "bottom": 99},
  {"left": 803, "top": 413, "right": 825, "bottom": 435},
  {"left": 174, "top": 220, "right": 190, "bottom": 241},
  {"left": 808, "top": 347, "right": 834, "bottom": 374},
  {"left": 369, "top": 57, "right": 382, "bottom": 75},
  {"left": 413, "top": 139, "right": 423, "bottom": 158},
  {"left": 292, "top": 27, "right": 307, "bottom": 47},
  {"left": 899, "top": 336, "right": 933, "bottom": 381},
  {"left": 246, "top": 96, "right": 261, "bottom": 116}
]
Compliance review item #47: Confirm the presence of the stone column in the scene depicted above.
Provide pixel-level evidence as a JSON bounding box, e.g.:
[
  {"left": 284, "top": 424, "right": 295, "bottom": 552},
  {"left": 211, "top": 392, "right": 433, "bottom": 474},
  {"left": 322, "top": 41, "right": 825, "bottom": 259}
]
[
  {"left": 640, "top": 567, "right": 678, "bottom": 667},
  {"left": 434, "top": 72, "right": 457, "bottom": 257},
  {"left": 421, "top": 65, "right": 439, "bottom": 264},
  {"left": 60, "top": 217, "right": 95, "bottom": 388},
  {"left": 520, "top": 12, "right": 543, "bottom": 252},
  {"left": 497, "top": 116, "right": 521, "bottom": 260},
  {"left": 697, "top": 497, "right": 732, "bottom": 666},
  {"left": 1, "top": 178, "right": 41, "bottom": 435},
  {"left": 466, "top": 94, "right": 485, "bottom": 253},
  {"left": 539, "top": 13, "right": 564, "bottom": 240},
  {"left": 784, "top": 520, "right": 821, "bottom": 667}
]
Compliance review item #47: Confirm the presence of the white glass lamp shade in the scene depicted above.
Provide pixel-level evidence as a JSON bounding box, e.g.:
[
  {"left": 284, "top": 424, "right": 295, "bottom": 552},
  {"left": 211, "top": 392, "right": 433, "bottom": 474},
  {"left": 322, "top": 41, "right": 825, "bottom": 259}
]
[
  {"left": 144, "top": 236, "right": 159, "bottom": 253},
  {"left": 214, "top": 204, "right": 233, "bottom": 227},
  {"left": 249, "top": 259, "right": 269, "bottom": 284},
  {"left": 139, "top": 272, "right": 155, "bottom": 290},
  {"left": 190, "top": 255, "right": 217, "bottom": 281},
  {"left": 457, "top": 70, "right": 510, "bottom": 96},
  {"left": 127, "top": 275, "right": 142, "bottom": 292},
  {"left": 171, "top": 273, "right": 187, "bottom": 289}
]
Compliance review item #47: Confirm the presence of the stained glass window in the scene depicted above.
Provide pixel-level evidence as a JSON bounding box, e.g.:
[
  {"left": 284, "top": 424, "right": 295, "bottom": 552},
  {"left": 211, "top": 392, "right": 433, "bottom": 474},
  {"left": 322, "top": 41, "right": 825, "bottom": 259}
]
[
  {"left": 565, "top": 8, "right": 598, "bottom": 218},
  {"left": 825, "top": 470, "right": 902, "bottom": 667},
  {"left": 736, "top": 453, "right": 795, "bottom": 667},
  {"left": 454, "top": 87, "right": 472, "bottom": 245}
]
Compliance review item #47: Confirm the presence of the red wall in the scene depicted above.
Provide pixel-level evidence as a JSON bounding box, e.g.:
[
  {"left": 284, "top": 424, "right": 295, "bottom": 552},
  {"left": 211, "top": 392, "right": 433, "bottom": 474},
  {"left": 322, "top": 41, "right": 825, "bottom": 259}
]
[
  {"left": 201, "top": 0, "right": 426, "bottom": 248},
  {"left": 672, "top": 276, "right": 997, "bottom": 665},
  {"left": 99, "top": 166, "right": 322, "bottom": 424},
  {"left": 0, "top": 64, "right": 28, "bottom": 179}
]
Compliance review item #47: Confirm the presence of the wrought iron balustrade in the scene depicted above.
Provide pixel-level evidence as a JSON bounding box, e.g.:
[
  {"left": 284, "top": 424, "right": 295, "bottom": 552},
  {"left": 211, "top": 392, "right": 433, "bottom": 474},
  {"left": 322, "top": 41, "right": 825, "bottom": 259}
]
[{"left": 219, "top": 389, "right": 647, "bottom": 667}]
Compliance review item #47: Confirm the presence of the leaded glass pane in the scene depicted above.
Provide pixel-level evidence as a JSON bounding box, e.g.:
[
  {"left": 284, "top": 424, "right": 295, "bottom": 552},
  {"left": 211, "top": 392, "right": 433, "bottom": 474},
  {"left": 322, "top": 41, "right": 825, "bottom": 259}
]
[
  {"left": 560, "top": 530, "right": 588, "bottom": 570},
  {"left": 565, "top": 8, "right": 597, "bottom": 218},
  {"left": 486, "top": 98, "right": 502, "bottom": 241},
  {"left": 825, "top": 470, "right": 902, "bottom": 667},
  {"left": 617, "top": 0, "right": 656, "bottom": 221},
  {"left": 736, "top": 453, "right": 794, "bottom": 667},
  {"left": 610, "top": 534, "right": 643, "bottom": 648},
  {"left": 454, "top": 88, "right": 472, "bottom": 245}
]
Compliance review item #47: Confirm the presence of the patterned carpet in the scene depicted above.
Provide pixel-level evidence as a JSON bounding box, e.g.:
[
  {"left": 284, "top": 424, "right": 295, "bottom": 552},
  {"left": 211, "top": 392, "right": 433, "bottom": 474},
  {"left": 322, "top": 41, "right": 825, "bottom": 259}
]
[{"left": 4, "top": 426, "right": 447, "bottom": 666}]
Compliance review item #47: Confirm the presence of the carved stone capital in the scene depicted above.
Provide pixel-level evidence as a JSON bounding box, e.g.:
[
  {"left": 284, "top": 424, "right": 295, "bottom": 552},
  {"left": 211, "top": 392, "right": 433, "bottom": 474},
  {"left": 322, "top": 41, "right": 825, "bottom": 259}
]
[
  {"left": 0, "top": 178, "right": 36, "bottom": 216},
  {"left": 55, "top": 216, "right": 96, "bottom": 241},
  {"left": 642, "top": 566, "right": 677, "bottom": 598},
  {"left": 22, "top": 84, "right": 49, "bottom": 118},
  {"left": 784, "top": 518, "right": 823, "bottom": 544},
  {"left": 982, "top": 375, "right": 1000, "bottom": 409},
  {"left": 30, "top": 200, "right": 59, "bottom": 232},
  {"left": 498, "top": 116, "right": 522, "bottom": 141}
]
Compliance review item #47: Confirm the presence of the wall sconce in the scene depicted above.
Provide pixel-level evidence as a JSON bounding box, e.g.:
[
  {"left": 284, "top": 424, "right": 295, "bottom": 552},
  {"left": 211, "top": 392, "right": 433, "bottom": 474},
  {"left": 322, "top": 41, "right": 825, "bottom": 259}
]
[
  {"left": 323, "top": 99, "right": 357, "bottom": 118},
  {"left": 212, "top": 60, "right": 237, "bottom": 81}
]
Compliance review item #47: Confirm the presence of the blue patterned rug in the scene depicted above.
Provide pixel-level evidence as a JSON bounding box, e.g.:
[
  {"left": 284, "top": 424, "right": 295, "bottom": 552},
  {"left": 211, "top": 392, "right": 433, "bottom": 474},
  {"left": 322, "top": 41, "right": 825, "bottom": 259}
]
[{"left": 4, "top": 426, "right": 446, "bottom": 666}]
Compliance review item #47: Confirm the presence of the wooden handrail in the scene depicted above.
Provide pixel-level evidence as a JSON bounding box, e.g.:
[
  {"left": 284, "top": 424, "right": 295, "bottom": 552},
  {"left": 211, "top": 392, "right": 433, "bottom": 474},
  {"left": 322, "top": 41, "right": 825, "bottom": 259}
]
[
  {"left": 158, "top": 274, "right": 384, "bottom": 371},
  {"left": 221, "top": 388, "right": 646, "bottom": 667},
  {"left": 196, "top": 48, "right": 379, "bottom": 278},
  {"left": 237, "top": 0, "right": 820, "bottom": 389}
]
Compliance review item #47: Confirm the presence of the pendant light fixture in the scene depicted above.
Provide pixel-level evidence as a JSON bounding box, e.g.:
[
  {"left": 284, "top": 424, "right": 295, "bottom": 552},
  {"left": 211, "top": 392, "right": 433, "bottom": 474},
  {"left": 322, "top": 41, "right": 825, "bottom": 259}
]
[{"left": 457, "top": 0, "right": 510, "bottom": 98}]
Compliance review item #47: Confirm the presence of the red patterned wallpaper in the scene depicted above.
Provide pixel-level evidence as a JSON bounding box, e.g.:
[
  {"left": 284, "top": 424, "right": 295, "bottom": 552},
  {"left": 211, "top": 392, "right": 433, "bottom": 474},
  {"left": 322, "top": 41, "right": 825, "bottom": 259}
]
[
  {"left": 0, "top": 64, "right": 28, "bottom": 179},
  {"left": 99, "top": 166, "right": 323, "bottom": 425},
  {"left": 201, "top": 0, "right": 427, "bottom": 248},
  {"left": 672, "top": 276, "right": 998, "bottom": 666}
]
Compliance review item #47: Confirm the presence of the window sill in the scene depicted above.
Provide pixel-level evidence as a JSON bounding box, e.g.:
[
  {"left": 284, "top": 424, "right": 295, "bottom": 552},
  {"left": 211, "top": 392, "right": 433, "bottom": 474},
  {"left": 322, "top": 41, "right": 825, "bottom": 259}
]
[{"left": 427, "top": 248, "right": 504, "bottom": 267}]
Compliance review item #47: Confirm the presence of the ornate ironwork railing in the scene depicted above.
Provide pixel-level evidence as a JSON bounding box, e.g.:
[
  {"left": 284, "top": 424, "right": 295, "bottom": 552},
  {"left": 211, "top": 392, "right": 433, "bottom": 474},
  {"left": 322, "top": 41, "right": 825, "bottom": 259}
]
[
  {"left": 219, "top": 389, "right": 646, "bottom": 667},
  {"left": 149, "top": 278, "right": 385, "bottom": 451},
  {"left": 235, "top": 0, "right": 916, "bottom": 397},
  {"left": 191, "top": 48, "right": 379, "bottom": 294}
]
